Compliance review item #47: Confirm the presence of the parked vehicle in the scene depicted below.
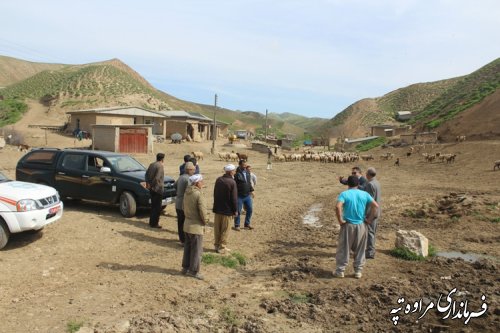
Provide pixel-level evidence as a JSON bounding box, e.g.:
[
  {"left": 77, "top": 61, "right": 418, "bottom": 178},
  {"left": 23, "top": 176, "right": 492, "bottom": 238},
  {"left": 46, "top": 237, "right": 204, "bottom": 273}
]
[
  {"left": 0, "top": 171, "right": 63, "bottom": 249},
  {"left": 16, "top": 149, "right": 176, "bottom": 217}
]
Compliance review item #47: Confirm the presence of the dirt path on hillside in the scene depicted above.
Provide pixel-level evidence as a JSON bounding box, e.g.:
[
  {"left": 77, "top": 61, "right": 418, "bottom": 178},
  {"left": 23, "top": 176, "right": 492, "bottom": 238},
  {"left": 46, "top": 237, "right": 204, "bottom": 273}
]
[{"left": 0, "top": 136, "right": 499, "bottom": 333}]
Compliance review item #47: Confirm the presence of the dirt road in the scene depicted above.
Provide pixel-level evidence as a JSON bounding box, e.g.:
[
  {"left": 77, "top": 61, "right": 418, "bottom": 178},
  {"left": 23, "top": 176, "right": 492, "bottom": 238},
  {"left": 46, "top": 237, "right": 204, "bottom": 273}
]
[{"left": 0, "top": 134, "right": 499, "bottom": 333}]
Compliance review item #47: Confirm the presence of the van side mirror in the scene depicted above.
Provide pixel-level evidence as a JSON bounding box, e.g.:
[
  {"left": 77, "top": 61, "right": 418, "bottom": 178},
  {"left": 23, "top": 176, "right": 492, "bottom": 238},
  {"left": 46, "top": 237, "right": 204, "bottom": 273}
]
[{"left": 100, "top": 166, "right": 111, "bottom": 173}]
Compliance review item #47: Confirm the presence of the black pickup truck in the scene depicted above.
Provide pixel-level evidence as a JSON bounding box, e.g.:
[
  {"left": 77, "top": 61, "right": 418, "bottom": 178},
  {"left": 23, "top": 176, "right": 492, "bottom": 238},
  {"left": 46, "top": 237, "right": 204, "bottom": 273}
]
[{"left": 16, "top": 148, "right": 176, "bottom": 217}]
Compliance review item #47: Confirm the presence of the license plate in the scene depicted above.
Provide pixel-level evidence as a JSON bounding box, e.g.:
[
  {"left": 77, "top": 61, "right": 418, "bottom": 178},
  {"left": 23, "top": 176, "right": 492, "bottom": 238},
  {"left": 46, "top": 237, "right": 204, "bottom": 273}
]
[{"left": 49, "top": 205, "right": 60, "bottom": 214}]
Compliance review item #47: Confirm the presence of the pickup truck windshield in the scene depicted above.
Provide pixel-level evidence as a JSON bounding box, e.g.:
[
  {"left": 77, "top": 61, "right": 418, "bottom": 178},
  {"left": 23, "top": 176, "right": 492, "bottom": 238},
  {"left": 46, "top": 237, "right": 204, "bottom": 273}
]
[{"left": 107, "top": 156, "right": 146, "bottom": 172}]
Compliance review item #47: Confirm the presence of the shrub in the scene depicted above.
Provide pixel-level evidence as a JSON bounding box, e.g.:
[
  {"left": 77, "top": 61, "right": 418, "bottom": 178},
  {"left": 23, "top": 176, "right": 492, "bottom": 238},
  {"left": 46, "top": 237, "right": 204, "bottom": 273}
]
[{"left": 0, "top": 99, "right": 28, "bottom": 127}]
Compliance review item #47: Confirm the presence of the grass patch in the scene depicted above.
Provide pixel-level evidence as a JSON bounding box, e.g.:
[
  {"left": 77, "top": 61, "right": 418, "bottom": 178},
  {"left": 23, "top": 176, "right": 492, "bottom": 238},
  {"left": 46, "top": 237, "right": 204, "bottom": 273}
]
[
  {"left": 390, "top": 244, "right": 437, "bottom": 261},
  {"left": 0, "top": 98, "right": 28, "bottom": 127},
  {"left": 220, "top": 307, "right": 239, "bottom": 326},
  {"left": 490, "top": 217, "right": 500, "bottom": 223},
  {"left": 202, "top": 252, "right": 247, "bottom": 269},
  {"left": 428, "top": 244, "right": 437, "bottom": 257},
  {"left": 289, "top": 292, "right": 312, "bottom": 304},
  {"left": 355, "top": 137, "right": 387, "bottom": 152},
  {"left": 66, "top": 320, "right": 84, "bottom": 333}
]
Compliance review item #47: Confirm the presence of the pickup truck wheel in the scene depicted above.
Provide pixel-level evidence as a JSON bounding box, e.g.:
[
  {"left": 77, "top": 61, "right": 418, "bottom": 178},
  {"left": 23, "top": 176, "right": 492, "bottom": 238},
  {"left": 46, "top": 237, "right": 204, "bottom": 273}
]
[
  {"left": 0, "top": 219, "right": 10, "bottom": 250},
  {"left": 119, "top": 192, "right": 136, "bottom": 217}
]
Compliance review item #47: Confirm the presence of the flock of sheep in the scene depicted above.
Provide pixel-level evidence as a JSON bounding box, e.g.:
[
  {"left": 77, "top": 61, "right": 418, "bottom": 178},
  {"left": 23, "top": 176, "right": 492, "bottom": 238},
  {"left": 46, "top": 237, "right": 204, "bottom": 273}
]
[{"left": 210, "top": 141, "right": 500, "bottom": 171}]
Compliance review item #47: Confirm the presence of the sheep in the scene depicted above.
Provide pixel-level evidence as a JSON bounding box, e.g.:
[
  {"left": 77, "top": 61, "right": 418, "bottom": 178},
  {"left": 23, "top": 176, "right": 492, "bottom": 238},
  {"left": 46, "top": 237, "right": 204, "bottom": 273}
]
[
  {"left": 218, "top": 152, "right": 229, "bottom": 161},
  {"left": 228, "top": 153, "right": 238, "bottom": 162},
  {"left": 192, "top": 151, "right": 204, "bottom": 160},
  {"left": 445, "top": 154, "right": 456, "bottom": 163},
  {"left": 456, "top": 135, "right": 466, "bottom": 142},
  {"left": 360, "top": 154, "right": 374, "bottom": 161},
  {"left": 494, "top": 160, "right": 500, "bottom": 171}
]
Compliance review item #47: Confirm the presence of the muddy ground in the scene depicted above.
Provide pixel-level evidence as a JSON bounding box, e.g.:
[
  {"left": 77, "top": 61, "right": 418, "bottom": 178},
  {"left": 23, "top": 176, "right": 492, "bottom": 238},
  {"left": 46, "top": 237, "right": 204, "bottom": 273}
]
[{"left": 0, "top": 131, "right": 499, "bottom": 333}]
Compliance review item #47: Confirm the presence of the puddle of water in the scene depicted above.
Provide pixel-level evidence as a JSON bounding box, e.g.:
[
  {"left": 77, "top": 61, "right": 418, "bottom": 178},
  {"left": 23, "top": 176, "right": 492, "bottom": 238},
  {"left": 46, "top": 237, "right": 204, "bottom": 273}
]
[
  {"left": 303, "top": 204, "right": 323, "bottom": 228},
  {"left": 436, "top": 251, "right": 483, "bottom": 263}
]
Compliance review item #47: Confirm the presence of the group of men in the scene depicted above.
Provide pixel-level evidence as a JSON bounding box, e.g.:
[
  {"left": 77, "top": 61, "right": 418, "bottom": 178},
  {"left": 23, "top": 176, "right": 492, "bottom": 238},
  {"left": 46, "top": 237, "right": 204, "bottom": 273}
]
[
  {"left": 144, "top": 153, "right": 256, "bottom": 280},
  {"left": 144, "top": 152, "right": 379, "bottom": 281},
  {"left": 336, "top": 166, "right": 381, "bottom": 279}
]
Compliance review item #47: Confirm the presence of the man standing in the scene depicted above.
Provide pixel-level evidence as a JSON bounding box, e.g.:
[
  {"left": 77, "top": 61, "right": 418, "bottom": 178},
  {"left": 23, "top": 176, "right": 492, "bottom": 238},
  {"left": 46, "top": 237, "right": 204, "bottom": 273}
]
[
  {"left": 182, "top": 174, "right": 207, "bottom": 280},
  {"left": 267, "top": 147, "right": 273, "bottom": 170},
  {"left": 174, "top": 161, "right": 196, "bottom": 245},
  {"left": 234, "top": 159, "right": 254, "bottom": 231},
  {"left": 145, "top": 153, "right": 165, "bottom": 228},
  {"left": 339, "top": 166, "right": 367, "bottom": 190},
  {"left": 364, "top": 167, "right": 381, "bottom": 259},
  {"left": 213, "top": 164, "right": 238, "bottom": 254},
  {"left": 335, "top": 176, "right": 379, "bottom": 279},
  {"left": 180, "top": 154, "right": 200, "bottom": 175}
]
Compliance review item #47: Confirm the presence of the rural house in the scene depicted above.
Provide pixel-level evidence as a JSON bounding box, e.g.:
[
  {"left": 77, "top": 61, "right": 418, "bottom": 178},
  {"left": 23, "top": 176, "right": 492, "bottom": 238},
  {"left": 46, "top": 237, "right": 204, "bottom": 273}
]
[
  {"left": 157, "top": 110, "right": 229, "bottom": 141},
  {"left": 67, "top": 106, "right": 228, "bottom": 141},
  {"left": 67, "top": 107, "right": 167, "bottom": 136},
  {"left": 371, "top": 124, "right": 411, "bottom": 137}
]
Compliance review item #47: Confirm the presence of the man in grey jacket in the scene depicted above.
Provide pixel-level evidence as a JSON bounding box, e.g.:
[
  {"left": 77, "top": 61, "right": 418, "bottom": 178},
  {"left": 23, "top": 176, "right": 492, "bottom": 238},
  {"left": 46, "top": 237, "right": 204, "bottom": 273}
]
[
  {"left": 174, "top": 162, "right": 196, "bottom": 244},
  {"left": 364, "top": 167, "right": 381, "bottom": 259}
]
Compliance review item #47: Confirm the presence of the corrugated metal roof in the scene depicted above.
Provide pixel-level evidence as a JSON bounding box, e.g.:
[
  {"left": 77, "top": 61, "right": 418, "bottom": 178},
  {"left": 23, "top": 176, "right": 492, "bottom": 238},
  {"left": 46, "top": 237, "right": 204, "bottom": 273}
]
[
  {"left": 67, "top": 106, "right": 165, "bottom": 117},
  {"left": 346, "top": 136, "right": 379, "bottom": 143},
  {"left": 397, "top": 111, "right": 412, "bottom": 115}
]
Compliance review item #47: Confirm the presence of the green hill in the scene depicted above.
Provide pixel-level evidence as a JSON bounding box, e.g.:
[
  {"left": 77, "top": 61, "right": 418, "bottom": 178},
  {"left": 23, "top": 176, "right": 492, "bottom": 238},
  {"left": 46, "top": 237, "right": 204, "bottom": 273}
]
[
  {"left": 0, "top": 56, "right": 326, "bottom": 135},
  {"left": 410, "top": 57, "right": 500, "bottom": 129},
  {"left": 322, "top": 57, "right": 500, "bottom": 139}
]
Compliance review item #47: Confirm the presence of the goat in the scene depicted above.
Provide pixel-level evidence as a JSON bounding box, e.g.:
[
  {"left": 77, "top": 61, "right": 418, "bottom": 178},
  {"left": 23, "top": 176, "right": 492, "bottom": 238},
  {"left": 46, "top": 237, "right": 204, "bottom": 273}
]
[
  {"left": 494, "top": 160, "right": 500, "bottom": 171},
  {"left": 236, "top": 152, "right": 248, "bottom": 161},
  {"left": 18, "top": 144, "right": 30, "bottom": 152}
]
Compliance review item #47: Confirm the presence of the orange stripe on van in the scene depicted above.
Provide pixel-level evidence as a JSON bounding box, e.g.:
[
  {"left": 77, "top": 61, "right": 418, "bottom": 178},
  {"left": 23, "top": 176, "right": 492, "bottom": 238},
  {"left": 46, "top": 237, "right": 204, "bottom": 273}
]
[{"left": 0, "top": 196, "right": 17, "bottom": 206}]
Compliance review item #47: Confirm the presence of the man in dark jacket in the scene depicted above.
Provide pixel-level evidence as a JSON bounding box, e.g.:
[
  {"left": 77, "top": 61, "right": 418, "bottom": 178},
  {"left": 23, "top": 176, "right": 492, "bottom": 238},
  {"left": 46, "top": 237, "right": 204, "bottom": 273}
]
[
  {"left": 213, "top": 164, "right": 238, "bottom": 253},
  {"left": 234, "top": 159, "right": 254, "bottom": 231},
  {"left": 339, "top": 166, "right": 367, "bottom": 190},
  {"left": 145, "top": 153, "right": 165, "bottom": 228}
]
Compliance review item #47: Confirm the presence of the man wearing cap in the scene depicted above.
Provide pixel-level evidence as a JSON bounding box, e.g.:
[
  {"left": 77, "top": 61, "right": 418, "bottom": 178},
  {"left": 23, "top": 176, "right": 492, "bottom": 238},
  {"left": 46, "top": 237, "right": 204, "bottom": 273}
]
[
  {"left": 182, "top": 174, "right": 207, "bottom": 280},
  {"left": 335, "top": 175, "right": 379, "bottom": 279},
  {"left": 234, "top": 159, "right": 254, "bottom": 230},
  {"left": 145, "top": 153, "right": 165, "bottom": 228},
  {"left": 174, "top": 161, "right": 196, "bottom": 244},
  {"left": 213, "top": 164, "right": 238, "bottom": 254},
  {"left": 364, "top": 167, "right": 381, "bottom": 259}
]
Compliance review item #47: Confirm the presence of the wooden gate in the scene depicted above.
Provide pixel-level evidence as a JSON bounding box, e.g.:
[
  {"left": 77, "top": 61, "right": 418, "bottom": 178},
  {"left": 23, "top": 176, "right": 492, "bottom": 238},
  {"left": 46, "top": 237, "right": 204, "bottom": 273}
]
[{"left": 119, "top": 128, "right": 147, "bottom": 153}]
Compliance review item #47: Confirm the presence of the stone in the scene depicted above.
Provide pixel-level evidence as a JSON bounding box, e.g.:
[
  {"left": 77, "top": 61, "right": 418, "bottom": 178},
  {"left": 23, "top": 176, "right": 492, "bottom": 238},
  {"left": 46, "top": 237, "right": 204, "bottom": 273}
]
[{"left": 395, "top": 230, "right": 429, "bottom": 257}]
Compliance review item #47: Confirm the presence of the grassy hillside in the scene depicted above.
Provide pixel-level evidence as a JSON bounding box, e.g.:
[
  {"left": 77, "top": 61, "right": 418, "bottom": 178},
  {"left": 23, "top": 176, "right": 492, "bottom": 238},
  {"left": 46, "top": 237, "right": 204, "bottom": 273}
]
[
  {"left": 0, "top": 98, "right": 28, "bottom": 127},
  {"left": 322, "top": 58, "right": 500, "bottom": 139},
  {"left": 0, "top": 56, "right": 326, "bottom": 135},
  {"left": 0, "top": 55, "right": 66, "bottom": 87},
  {"left": 376, "top": 77, "right": 461, "bottom": 117},
  {"left": 410, "top": 57, "right": 500, "bottom": 129}
]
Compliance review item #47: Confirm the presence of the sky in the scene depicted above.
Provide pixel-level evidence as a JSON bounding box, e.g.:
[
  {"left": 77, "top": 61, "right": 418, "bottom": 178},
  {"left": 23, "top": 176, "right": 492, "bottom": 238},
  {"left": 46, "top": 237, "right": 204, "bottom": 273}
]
[{"left": 1, "top": 0, "right": 499, "bottom": 119}]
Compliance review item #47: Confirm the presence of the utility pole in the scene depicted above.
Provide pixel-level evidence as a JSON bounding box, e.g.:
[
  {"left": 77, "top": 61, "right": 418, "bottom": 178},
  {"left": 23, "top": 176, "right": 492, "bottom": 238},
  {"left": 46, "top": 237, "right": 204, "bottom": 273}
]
[
  {"left": 211, "top": 94, "right": 217, "bottom": 154},
  {"left": 264, "top": 109, "right": 268, "bottom": 143}
]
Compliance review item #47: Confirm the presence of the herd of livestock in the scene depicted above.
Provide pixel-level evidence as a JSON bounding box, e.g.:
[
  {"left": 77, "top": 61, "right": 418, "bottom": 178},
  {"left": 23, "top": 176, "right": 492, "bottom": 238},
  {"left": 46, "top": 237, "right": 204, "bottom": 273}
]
[{"left": 214, "top": 141, "right": 500, "bottom": 170}]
